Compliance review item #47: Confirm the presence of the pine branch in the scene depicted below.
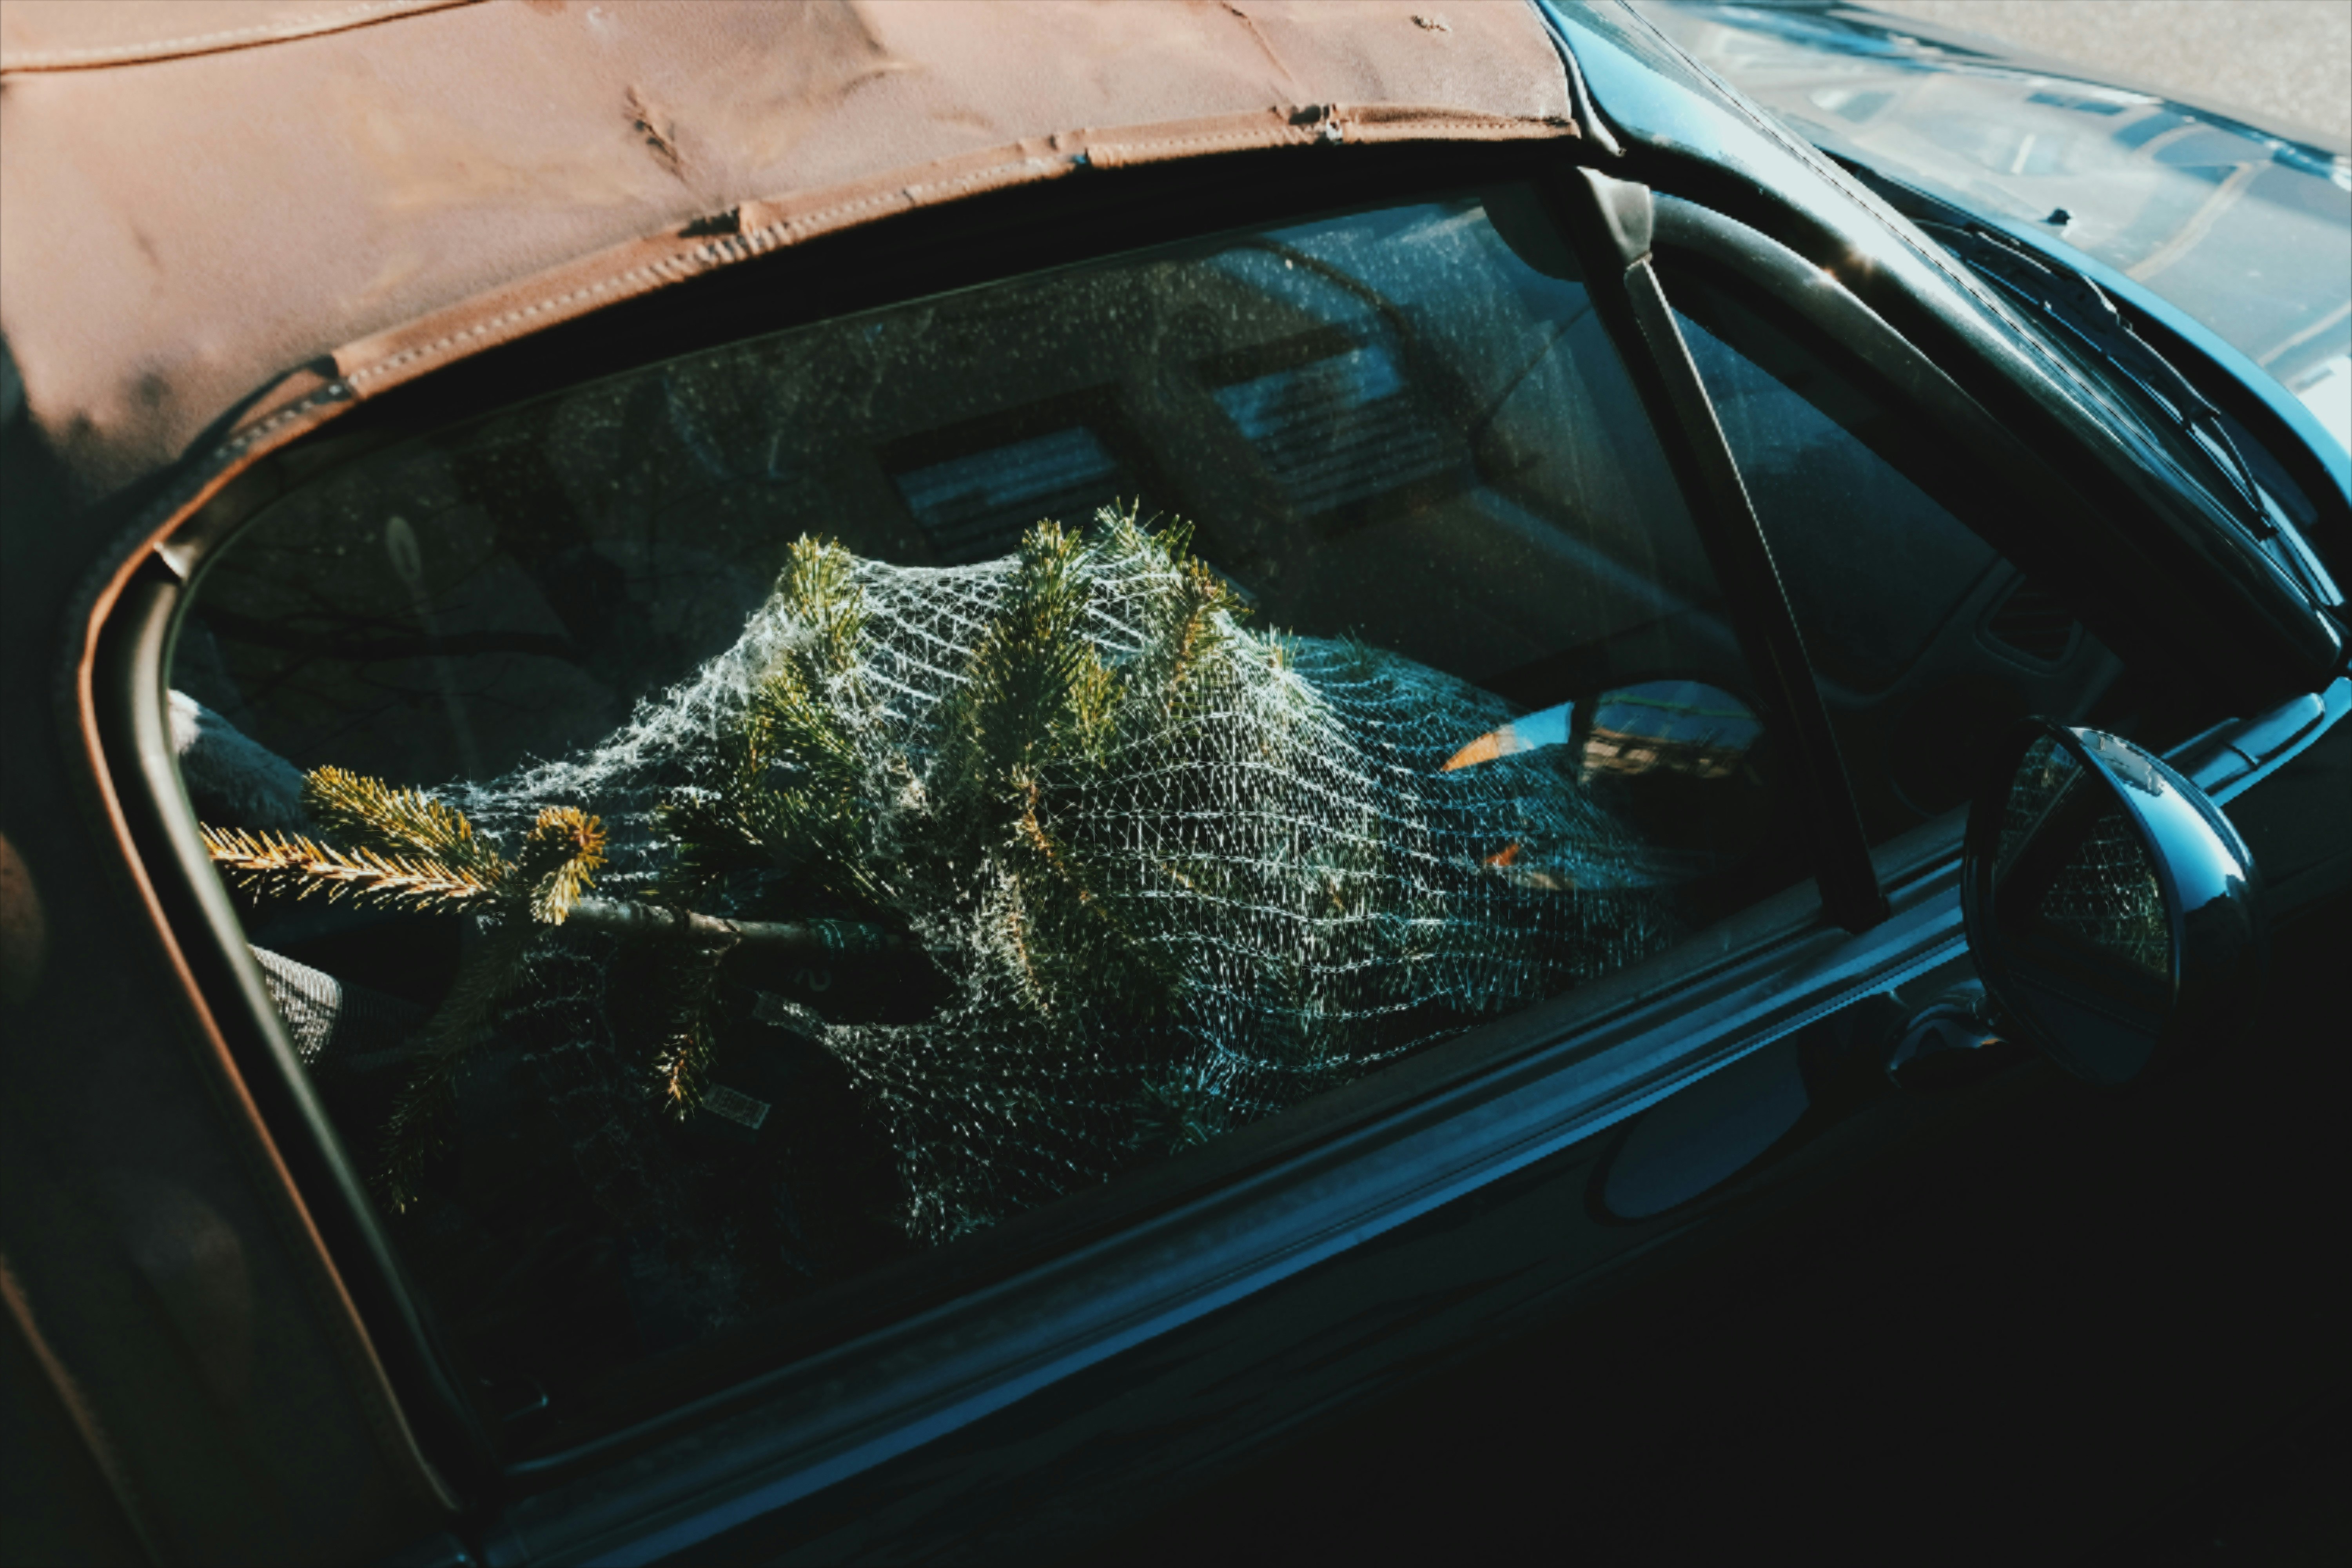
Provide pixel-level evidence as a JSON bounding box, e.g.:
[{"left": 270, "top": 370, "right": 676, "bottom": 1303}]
[
  {"left": 948, "top": 519, "right": 1122, "bottom": 792},
  {"left": 375, "top": 1054, "right": 460, "bottom": 1213},
  {"left": 566, "top": 897, "right": 902, "bottom": 955},
  {"left": 916, "top": 519, "right": 1215, "bottom": 1024},
  {"left": 410, "top": 922, "right": 536, "bottom": 1059},
  {"left": 302, "top": 767, "right": 510, "bottom": 880},
  {"left": 655, "top": 1015, "right": 713, "bottom": 1120},
  {"left": 652, "top": 942, "right": 727, "bottom": 1118},
  {"left": 1103, "top": 509, "right": 1247, "bottom": 717},
  {"left": 705, "top": 765, "right": 893, "bottom": 910},
  {"left": 1131, "top": 1065, "right": 1232, "bottom": 1155},
  {"left": 653, "top": 534, "right": 887, "bottom": 914},
  {"left": 648, "top": 791, "right": 759, "bottom": 904},
  {"left": 519, "top": 806, "right": 606, "bottom": 924},
  {"left": 740, "top": 537, "right": 869, "bottom": 799},
  {"left": 369, "top": 918, "right": 539, "bottom": 1208},
  {"left": 776, "top": 535, "right": 868, "bottom": 679},
  {"left": 201, "top": 824, "right": 503, "bottom": 912},
  {"left": 742, "top": 667, "right": 864, "bottom": 796}
]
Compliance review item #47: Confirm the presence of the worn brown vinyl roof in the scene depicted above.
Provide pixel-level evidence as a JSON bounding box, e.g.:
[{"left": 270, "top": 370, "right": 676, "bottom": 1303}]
[{"left": 0, "top": 0, "right": 1574, "bottom": 508}]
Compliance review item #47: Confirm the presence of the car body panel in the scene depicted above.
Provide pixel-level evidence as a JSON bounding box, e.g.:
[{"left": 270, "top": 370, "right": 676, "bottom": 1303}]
[{"left": 3, "top": 6, "right": 2348, "bottom": 1565}]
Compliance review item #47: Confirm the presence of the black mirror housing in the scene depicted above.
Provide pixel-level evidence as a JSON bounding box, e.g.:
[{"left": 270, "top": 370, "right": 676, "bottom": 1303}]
[{"left": 1962, "top": 720, "right": 2267, "bottom": 1085}]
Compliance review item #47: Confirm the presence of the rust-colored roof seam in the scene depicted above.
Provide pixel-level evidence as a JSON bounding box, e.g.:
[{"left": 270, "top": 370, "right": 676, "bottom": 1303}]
[
  {"left": 334, "top": 110, "right": 1573, "bottom": 388},
  {"left": 0, "top": 0, "right": 472, "bottom": 73},
  {"left": 351, "top": 172, "right": 1045, "bottom": 389}
]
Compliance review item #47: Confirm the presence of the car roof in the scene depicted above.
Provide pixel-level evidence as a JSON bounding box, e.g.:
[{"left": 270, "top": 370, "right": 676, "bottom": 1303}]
[{"left": 0, "top": 0, "right": 1575, "bottom": 510}]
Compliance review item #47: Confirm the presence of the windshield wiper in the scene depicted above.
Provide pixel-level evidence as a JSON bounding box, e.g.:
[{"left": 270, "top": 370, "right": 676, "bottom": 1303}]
[{"left": 1915, "top": 218, "right": 2277, "bottom": 539}]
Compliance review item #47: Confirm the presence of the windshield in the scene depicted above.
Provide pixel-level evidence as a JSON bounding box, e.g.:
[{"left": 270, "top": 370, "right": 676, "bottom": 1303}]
[
  {"left": 1638, "top": 0, "right": 2352, "bottom": 459},
  {"left": 1542, "top": 0, "right": 2341, "bottom": 604}
]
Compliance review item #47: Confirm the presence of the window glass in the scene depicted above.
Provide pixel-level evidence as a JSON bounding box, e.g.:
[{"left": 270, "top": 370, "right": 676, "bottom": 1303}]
[
  {"left": 1660, "top": 258, "right": 2200, "bottom": 842},
  {"left": 172, "top": 187, "right": 1797, "bottom": 1421},
  {"left": 1678, "top": 316, "right": 2001, "bottom": 695}
]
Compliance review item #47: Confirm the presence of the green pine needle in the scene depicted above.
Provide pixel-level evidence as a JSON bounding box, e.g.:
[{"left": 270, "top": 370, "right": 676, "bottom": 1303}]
[
  {"left": 375, "top": 1055, "right": 460, "bottom": 1213},
  {"left": 519, "top": 806, "right": 606, "bottom": 925},
  {"left": 302, "top": 766, "right": 510, "bottom": 880},
  {"left": 652, "top": 944, "right": 727, "bottom": 1119},
  {"left": 201, "top": 824, "right": 503, "bottom": 912}
]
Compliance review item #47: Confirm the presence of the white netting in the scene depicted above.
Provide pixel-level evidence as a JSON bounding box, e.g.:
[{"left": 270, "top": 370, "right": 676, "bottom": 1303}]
[{"left": 454, "top": 512, "right": 1673, "bottom": 1244}]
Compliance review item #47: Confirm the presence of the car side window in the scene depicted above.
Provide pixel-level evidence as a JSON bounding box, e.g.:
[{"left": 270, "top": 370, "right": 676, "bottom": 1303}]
[
  {"left": 1657, "top": 257, "right": 2191, "bottom": 842},
  {"left": 171, "top": 185, "right": 1809, "bottom": 1425}
]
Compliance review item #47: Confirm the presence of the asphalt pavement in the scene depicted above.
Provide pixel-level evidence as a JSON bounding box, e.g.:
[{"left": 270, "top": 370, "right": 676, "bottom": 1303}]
[{"left": 1864, "top": 0, "right": 2352, "bottom": 145}]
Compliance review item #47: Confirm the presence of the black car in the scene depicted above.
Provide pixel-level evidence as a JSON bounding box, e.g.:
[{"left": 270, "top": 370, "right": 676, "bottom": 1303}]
[{"left": 1, "top": 2, "right": 2344, "bottom": 1563}]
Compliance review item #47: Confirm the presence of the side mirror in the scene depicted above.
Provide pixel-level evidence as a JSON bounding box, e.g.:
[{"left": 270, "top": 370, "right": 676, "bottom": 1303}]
[{"left": 1961, "top": 721, "right": 2266, "bottom": 1086}]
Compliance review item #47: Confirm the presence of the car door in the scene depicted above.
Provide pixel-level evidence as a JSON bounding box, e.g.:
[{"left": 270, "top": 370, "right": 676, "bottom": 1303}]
[{"left": 70, "top": 150, "right": 1887, "bottom": 1559}]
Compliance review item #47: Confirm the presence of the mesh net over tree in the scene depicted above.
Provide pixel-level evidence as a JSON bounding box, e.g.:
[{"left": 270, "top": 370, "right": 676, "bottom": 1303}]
[{"left": 211, "top": 511, "right": 1674, "bottom": 1248}]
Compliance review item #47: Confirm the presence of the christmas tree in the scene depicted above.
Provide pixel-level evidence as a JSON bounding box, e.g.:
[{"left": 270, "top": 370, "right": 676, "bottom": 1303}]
[{"left": 206, "top": 510, "right": 1671, "bottom": 1240}]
